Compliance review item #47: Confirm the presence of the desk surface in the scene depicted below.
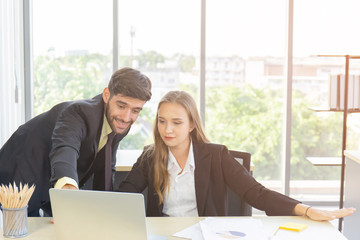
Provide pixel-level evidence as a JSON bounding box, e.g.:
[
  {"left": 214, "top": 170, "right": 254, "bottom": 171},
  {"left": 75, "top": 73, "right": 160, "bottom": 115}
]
[
  {"left": 116, "top": 149, "right": 143, "bottom": 171},
  {"left": 0, "top": 216, "right": 346, "bottom": 240}
]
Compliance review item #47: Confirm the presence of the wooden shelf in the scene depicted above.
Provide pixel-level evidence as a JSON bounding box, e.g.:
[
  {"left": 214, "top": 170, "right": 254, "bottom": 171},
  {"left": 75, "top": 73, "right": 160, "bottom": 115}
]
[
  {"left": 317, "top": 54, "right": 360, "bottom": 59},
  {"left": 308, "top": 107, "right": 360, "bottom": 113},
  {"left": 306, "top": 157, "right": 342, "bottom": 166}
]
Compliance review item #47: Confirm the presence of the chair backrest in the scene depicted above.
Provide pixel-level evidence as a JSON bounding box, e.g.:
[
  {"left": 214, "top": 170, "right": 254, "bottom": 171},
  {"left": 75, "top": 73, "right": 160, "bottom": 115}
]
[{"left": 227, "top": 150, "right": 252, "bottom": 216}]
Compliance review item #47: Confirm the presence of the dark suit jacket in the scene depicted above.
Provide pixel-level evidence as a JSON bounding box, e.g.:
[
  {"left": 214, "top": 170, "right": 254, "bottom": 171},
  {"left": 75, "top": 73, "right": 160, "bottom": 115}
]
[
  {"left": 0, "top": 94, "right": 128, "bottom": 213},
  {"left": 118, "top": 140, "right": 300, "bottom": 216}
]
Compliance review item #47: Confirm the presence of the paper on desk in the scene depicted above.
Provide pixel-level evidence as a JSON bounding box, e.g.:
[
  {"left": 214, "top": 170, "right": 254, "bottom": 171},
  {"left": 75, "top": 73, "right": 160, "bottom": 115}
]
[
  {"left": 200, "top": 218, "right": 269, "bottom": 240},
  {"left": 173, "top": 218, "right": 269, "bottom": 240},
  {"left": 173, "top": 222, "right": 204, "bottom": 240}
]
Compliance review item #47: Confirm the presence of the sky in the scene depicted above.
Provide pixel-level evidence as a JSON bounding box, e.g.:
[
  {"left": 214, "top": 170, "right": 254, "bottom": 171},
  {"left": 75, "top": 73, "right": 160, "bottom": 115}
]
[{"left": 32, "top": 0, "right": 360, "bottom": 58}]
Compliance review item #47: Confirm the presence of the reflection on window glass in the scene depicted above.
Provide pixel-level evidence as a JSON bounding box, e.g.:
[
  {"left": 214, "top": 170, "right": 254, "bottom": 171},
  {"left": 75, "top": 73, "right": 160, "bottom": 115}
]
[{"left": 32, "top": 0, "right": 113, "bottom": 116}]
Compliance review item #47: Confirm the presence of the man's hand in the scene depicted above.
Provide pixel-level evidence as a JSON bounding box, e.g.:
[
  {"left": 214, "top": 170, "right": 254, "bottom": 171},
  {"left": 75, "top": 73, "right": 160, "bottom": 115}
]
[
  {"left": 61, "top": 184, "right": 78, "bottom": 190},
  {"left": 51, "top": 184, "right": 78, "bottom": 224}
]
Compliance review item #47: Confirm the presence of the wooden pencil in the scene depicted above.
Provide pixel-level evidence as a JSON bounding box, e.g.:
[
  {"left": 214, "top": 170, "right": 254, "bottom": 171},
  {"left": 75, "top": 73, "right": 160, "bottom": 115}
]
[{"left": 0, "top": 182, "right": 35, "bottom": 237}]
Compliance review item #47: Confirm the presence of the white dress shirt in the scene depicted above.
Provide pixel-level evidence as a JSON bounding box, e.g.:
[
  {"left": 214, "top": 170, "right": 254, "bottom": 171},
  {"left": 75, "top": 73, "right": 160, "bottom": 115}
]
[{"left": 162, "top": 141, "right": 198, "bottom": 217}]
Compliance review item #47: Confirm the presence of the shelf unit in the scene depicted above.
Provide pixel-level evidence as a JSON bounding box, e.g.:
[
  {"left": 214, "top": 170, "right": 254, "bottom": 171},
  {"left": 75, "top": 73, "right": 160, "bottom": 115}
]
[{"left": 316, "top": 55, "right": 360, "bottom": 231}]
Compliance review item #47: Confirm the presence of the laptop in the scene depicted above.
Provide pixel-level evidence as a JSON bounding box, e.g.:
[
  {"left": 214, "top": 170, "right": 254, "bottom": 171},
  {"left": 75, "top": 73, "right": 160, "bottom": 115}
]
[{"left": 49, "top": 188, "right": 160, "bottom": 240}]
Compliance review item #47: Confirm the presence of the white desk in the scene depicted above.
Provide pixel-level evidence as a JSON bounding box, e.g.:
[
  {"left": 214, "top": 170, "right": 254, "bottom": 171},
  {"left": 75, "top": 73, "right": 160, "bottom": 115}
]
[
  {"left": 116, "top": 149, "right": 143, "bottom": 171},
  {"left": 0, "top": 216, "right": 346, "bottom": 240}
]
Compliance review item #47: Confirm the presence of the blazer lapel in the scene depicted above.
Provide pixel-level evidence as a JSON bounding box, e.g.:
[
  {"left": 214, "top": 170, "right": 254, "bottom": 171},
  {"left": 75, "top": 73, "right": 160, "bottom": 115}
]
[
  {"left": 78, "top": 95, "right": 104, "bottom": 186},
  {"left": 193, "top": 141, "right": 212, "bottom": 216}
]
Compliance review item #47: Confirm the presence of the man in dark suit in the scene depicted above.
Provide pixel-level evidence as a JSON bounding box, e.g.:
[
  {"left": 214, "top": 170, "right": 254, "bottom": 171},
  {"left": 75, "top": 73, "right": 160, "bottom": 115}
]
[{"left": 0, "top": 67, "right": 152, "bottom": 216}]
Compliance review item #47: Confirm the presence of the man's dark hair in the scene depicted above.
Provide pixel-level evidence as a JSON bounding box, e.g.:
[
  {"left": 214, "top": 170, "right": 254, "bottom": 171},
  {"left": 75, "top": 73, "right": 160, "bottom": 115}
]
[{"left": 108, "top": 67, "right": 152, "bottom": 101}]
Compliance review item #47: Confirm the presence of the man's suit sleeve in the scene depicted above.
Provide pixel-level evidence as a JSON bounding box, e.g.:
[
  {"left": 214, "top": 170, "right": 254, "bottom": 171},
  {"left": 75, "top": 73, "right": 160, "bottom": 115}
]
[{"left": 49, "top": 104, "right": 87, "bottom": 185}]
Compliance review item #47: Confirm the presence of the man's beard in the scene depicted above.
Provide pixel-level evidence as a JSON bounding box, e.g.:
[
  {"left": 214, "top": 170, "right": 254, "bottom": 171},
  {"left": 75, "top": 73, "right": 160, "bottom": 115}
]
[{"left": 104, "top": 103, "right": 133, "bottom": 134}]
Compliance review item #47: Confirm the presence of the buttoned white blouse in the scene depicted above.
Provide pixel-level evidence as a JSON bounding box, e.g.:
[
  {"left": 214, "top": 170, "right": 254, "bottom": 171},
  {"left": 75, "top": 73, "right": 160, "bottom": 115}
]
[{"left": 162, "top": 141, "right": 198, "bottom": 217}]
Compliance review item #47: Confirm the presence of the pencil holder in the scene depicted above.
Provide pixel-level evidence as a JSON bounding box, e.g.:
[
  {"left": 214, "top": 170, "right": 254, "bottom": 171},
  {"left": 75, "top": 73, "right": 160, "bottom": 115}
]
[{"left": 1, "top": 206, "right": 28, "bottom": 238}]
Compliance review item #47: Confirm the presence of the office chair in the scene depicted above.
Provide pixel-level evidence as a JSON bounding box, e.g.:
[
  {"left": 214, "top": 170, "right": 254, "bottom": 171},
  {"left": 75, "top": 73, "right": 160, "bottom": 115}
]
[{"left": 227, "top": 150, "right": 252, "bottom": 216}]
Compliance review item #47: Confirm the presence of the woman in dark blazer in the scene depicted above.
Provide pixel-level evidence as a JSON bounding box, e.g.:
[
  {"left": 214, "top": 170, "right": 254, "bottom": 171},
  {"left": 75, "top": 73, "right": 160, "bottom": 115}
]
[{"left": 118, "top": 91, "right": 355, "bottom": 220}]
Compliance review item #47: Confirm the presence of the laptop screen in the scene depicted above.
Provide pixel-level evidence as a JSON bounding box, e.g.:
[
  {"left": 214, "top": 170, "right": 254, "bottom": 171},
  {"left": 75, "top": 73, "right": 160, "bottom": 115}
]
[{"left": 49, "top": 189, "right": 148, "bottom": 240}]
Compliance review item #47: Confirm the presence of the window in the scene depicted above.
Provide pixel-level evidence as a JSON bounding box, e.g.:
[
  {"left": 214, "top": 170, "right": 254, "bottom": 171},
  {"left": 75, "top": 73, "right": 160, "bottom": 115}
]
[
  {"left": 4, "top": 0, "right": 360, "bottom": 209},
  {"left": 117, "top": 0, "right": 200, "bottom": 148},
  {"left": 31, "top": 0, "right": 200, "bottom": 150},
  {"left": 0, "top": 0, "right": 24, "bottom": 146},
  {"left": 206, "top": 0, "right": 286, "bottom": 191}
]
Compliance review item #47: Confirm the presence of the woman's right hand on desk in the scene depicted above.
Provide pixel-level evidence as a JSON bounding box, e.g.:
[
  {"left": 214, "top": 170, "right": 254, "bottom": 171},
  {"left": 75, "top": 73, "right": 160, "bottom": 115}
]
[
  {"left": 306, "top": 207, "right": 356, "bottom": 221},
  {"left": 294, "top": 203, "right": 356, "bottom": 221}
]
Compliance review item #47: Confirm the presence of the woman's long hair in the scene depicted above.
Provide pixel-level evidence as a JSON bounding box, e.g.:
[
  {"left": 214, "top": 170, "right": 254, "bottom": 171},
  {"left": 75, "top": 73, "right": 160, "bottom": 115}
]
[{"left": 149, "top": 91, "right": 209, "bottom": 204}]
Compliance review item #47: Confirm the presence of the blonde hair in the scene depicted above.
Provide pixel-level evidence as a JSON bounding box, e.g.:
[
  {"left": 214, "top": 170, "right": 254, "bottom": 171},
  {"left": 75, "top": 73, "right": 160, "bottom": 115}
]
[{"left": 149, "top": 91, "right": 209, "bottom": 204}]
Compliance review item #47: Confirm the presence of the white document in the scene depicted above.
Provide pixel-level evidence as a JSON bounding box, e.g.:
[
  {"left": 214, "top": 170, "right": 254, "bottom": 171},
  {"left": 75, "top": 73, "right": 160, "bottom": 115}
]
[
  {"left": 200, "top": 218, "right": 269, "bottom": 240},
  {"left": 173, "top": 218, "right": 269, "bottom": 240},
  {"left": 173, "top": 223, "right": 204, "bottom": 240}
]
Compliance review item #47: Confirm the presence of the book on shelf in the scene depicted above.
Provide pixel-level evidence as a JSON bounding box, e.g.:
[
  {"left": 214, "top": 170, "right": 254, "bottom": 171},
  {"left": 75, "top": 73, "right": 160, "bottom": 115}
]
[
  {"left": 354, "top": 75, "right": 360, "bottom": 109},
  {"left": 329, "top": 74, "right": 360, "bottom": 110},
  {"left": 339, "top": 74, "right": 345, "bottom": 109},
  {"left": 348, "top": 74, "right": 354, "bottom": 110},
  {"left": 329, "top": 74, "right": 337, "bottom": 110}
]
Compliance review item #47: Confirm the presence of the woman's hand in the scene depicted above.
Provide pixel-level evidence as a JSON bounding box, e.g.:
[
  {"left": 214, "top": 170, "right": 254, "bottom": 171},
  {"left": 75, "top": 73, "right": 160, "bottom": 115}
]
[
  {"left": 306, "top": 207, "right": 356, "bottom": 221},
  {"left": 293, "top": 203, "right": 356, "bottom": 221}
]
